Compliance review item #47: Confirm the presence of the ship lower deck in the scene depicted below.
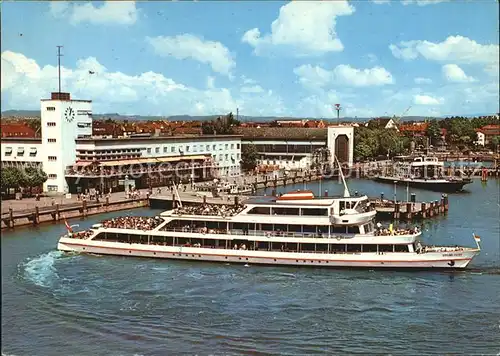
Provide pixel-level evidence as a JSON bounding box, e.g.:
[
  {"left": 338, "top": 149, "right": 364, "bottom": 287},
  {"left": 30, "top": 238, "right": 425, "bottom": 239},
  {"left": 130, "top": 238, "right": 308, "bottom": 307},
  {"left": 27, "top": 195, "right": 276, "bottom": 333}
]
[{"left": 58, "top": 238, "right": 478, "bottom": 269}]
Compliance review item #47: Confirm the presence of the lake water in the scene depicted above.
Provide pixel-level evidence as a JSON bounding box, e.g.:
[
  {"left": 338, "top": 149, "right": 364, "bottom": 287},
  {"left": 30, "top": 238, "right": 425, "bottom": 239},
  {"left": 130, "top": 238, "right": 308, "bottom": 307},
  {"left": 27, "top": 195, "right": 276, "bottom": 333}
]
[{"left": 2, "top": 179, "right": 500, "bottom": 355}]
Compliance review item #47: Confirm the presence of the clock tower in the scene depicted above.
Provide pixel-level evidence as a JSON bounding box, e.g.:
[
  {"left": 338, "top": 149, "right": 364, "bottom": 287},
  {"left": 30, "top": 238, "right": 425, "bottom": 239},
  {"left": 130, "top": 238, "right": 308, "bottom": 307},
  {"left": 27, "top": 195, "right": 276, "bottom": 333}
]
[{"left": 40, "top": 92, "right": 92, "bottom": 193}]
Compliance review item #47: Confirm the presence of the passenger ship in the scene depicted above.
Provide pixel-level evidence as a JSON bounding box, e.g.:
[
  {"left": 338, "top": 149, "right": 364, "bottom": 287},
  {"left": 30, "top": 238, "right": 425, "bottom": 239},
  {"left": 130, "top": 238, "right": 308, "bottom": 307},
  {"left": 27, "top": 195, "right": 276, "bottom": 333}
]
[
  {"left": 57, "top": 186, "right": 481, "bottom": 270},
  {"left": 375, "top": 155, "right": 473, "bottom": 192}
]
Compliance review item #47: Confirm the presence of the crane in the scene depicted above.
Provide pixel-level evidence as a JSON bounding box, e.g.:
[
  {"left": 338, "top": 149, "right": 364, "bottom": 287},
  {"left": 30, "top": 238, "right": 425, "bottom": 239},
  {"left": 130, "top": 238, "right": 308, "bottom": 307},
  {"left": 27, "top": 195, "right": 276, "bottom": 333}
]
[{"left": 393, "top": 105, "right": 412, "bottom": 126}]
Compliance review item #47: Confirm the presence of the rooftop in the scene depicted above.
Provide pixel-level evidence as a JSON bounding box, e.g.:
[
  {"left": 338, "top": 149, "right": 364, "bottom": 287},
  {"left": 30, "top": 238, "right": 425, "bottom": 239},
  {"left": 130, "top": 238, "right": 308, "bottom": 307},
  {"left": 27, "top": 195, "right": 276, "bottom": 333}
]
[
  {"left": 234, "top": 127, "right": 327, "bottom": 140},
  {"left": 76, "top": 134, "right": 243, "bottom": 143}
]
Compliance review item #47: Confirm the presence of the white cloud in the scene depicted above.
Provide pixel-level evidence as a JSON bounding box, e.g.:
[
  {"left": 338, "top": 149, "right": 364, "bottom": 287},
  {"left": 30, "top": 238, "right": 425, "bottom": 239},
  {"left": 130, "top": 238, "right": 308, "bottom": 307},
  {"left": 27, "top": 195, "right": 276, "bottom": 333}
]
[
  {"left": 293, "top": 65, "right": 333, "bottom": 88},
  {"left": 240, "top": 85, "right": 264, "bottom": 93},
  {"left": 401, "top": 0, "right": 449, "bottom": 5},
  {"left": 242, "top": 1, "right": 355, "bottom": 56},
  {"left": 372, "top": 0, "right": 390, "bottom": 4},
  {"left": 414, "top": 77, "right": 432, "bottom": 84},
  {"left": 147, "top": 34, "right": 235, "bottom": 76},
  {"left": 389, "top": 35, "right": 499, "bottom": 65},
  {"left": 442, "top": 64, "right": 475, "bottom": 83},
  {"left": 294, "top": 64, "right": 394, "bottom": 88},
  {"left": 49, "top": 1, "right": 138, "bottom": 25},
  {"left": 1, "top": 50, "right": 287, "bottom": 116},
  {"left": 241, "top": 76, "right": 257, "bottom": 85},
  {"left": 413, "top": 94, "right": 443, "bottom": 105}
]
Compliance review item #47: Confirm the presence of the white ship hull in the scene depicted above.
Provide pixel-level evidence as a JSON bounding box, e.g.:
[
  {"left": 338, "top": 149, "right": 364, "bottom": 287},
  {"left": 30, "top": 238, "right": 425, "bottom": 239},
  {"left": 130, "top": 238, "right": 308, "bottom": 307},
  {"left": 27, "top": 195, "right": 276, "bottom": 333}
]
[{"left": 58, "top": 238, "right": 478, "bottom": 269}]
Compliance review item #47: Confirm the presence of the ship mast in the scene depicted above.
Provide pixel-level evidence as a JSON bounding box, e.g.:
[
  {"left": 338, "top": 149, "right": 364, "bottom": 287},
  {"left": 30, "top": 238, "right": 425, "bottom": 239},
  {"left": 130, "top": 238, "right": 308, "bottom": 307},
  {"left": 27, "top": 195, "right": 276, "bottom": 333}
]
[{"left": 334, "top": 155, "right": 350, "bottom": 198}]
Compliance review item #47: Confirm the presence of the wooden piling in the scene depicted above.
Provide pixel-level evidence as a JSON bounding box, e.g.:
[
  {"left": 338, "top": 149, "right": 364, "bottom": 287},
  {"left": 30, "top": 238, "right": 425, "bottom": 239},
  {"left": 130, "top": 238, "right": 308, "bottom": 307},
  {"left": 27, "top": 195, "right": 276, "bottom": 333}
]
[
  {"left": 9, "top": 208, "right": 14, "bottom": 228},
  {"left": 406, "top": 202, "right": 412, "bottom": 220},
  {"left": 234, "top": 196, "right": 239, "bottom": 206},
  {"left": 203, "top": 195, "right": 207, "bottom": 205},
  {"left": 105, "top": 197, "right": 109, "bottom": 212},
  {"left": 443, "top": 194, "right": 449, "bottom": 212},
  {"left": 394, "top": 202, "right": 400, "bottom": 220},
  {"left": 82, "top": 200, "right": 88, "bottom": 217},
  {"left": 34, "top": 206, "right": 39, "bottom": 225}
]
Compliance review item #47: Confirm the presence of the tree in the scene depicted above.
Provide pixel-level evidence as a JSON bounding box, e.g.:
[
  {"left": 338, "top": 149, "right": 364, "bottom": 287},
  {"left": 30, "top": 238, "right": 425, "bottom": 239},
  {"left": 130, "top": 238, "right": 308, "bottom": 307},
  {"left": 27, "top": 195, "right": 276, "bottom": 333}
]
[
  {"left": 22, "top": 166, "right": 48, "bottom": 195},
  {"left": 201, "top": 112, "right": 239, "bottom": 135},
  {"left": 240, "top": 144, "right": 259, "bottom": 172},
  {"left": 426, "top": 119, "right": 441, "bottom": 145},
  {"left": 1, "top": 167, "right": 27, "bottom": 191}
]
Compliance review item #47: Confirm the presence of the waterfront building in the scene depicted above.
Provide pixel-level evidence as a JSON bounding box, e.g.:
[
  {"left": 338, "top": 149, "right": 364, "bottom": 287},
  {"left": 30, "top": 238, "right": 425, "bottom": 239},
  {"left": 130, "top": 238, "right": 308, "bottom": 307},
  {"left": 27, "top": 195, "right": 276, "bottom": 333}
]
[
  {"left": 1, "top": 91, "right": 242, "bottom": 194},
  {"left": 237, "top": 125, "right": 354, "bottom": 171}
]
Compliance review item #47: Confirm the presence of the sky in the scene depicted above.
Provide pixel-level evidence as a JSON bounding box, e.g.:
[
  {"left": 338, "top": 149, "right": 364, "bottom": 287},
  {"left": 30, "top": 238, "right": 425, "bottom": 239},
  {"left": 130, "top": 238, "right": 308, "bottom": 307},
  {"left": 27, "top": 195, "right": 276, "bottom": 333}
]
[{"left": 1, "top": 0, "right": 499, "bottom": 118}]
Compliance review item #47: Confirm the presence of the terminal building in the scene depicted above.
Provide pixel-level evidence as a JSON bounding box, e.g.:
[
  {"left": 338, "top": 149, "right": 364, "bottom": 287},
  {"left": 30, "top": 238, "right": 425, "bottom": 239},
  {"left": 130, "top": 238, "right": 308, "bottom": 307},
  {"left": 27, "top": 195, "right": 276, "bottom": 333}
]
[
  {"left": 236, "top": 125, "right": 354, "bottom": 171},
  {"left": 1, "top": 92, "right": 242, "bottom": 194}
]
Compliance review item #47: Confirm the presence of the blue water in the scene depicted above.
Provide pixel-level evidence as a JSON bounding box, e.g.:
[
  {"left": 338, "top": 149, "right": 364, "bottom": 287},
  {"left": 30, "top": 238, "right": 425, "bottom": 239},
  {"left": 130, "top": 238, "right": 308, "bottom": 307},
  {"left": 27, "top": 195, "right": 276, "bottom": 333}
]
[{"left": 2, "top": 179, "right": 500, "bottom": 355}]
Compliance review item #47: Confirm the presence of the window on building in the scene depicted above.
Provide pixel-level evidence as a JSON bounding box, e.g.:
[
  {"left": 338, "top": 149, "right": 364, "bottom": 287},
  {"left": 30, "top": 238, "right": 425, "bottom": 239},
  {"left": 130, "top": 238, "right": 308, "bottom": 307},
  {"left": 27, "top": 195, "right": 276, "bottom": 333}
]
[
  {"left": 46, "top": 107, "right": 56, "bottom": 111},
  {"left": 47, "top": 185, "right": 58, "bottom": 192},
  {"left": 155, "top": 147, "right": 160, "bottom": 154},
  {"left": 17, "top": 148, "right": 25, "bottom": 156},
  {"left": 48, "top": 174, "right": 57, "bottom": 179},
  {"left": 237, "top": 143, "right": 240, "bottom": 149},
  {"left": 163, "top": 147, "right": 168, "bottom": 153},
  {"left": 237, "top": 153, "right": 240, "bottom": 159},
  {"left": 147, "top": 148, "right": 151, "bottom": 154},
  {"left": 29, "top": 148, "right": 37, "bottom": 157},
  {"left": 194, "top": 145, "right": 197, "bottom": 152},
  {"left": 225, "top": 144, "right": 228, "bottom": 150},
  {"left": 213, "top": 144, "right": 216, "bottom": 150},
  {"left": 186, "top": 146, "right": 190, "bottom": 152},
  {"left": 225, "top": 154, "right": 228, "bottom": 160},
  {"left": 5, "top": 147, "right": 12, "bottom": 156},
  {"left": 206, "top": 145, "right": 209, "bottom": 151},
  {"left": 48, "top": 156, "right": 57, "bottom": 161},
  {"left": 47, "top": 122, "right": 56, "bottom": 127},
  {"left": 171, "top": 147, "right": 175, "bottom": 153},
  {"left": 231, "top": 143, "right": 234, "bottom": 149},
  {"left": 48, "top": 138, "right": 57, "bottom": 143}
]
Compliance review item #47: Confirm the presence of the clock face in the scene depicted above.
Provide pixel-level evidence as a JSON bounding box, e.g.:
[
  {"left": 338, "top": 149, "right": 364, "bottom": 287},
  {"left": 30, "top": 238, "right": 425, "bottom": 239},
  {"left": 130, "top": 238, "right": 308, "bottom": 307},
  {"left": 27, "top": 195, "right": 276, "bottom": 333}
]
[{"left": 64, "top": 107, "right": 75, "bottom": 123}]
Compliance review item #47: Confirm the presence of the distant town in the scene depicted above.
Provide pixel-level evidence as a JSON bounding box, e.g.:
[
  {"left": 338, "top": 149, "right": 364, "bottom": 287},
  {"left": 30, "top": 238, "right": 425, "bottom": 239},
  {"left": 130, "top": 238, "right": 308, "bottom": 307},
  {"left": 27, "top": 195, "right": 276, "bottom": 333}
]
[{"left": 1, "top": 92, "right": 499, "bottom": 198}]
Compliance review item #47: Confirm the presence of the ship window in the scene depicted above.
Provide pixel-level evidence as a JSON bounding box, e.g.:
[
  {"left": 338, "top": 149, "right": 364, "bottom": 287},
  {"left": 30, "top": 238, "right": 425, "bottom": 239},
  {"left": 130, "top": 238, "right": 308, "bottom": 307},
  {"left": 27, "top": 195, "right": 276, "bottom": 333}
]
[
  {"left": 316, "top": 243, "right": 328, "bottom": 252},
  {"left": 378, "top": 244, "right": 393, "bottom": 253},
  {"left": 347, "top": 226, "right": 359, "bottom": 234},
  {"left": 332, "top": 226, "right": 347, "bottom": 233},
  {"left": 285, "top": 242, "right": 298, "bottom": 252},
  {"left": 362, "top": 244, "right": 378, "bottom": 253},
  {"left": 272, "top": 207, "right": 300, "bottom": 215},
  {"left": 394, "top": 244, "right": 409, "bottom": 253},
  {"left": 288, "top": 224, "right": 302, "bottom": 233},
  {"left": 330, "top": 244, "right": 345, "bottom": 253},
  {"left": 261, "top": 224, "right": 273, "bottom": 232},
  {"left": 257, "top": 241, "right": 269, "bottom": 250},
  {"left": 300, "top": 243, "right": 315, "bottom": 252},
  {"left": 301, "top": 208, "right": 328, "bottom": 216},
  {"left": 302, "top": 225, "right": 317, "bottom": 234},
  {"left": 248, "top": 206, "right": 271, "bottom": 215},
  {"left": 346, "top": 244, "right": 362, "bottom": 253}
]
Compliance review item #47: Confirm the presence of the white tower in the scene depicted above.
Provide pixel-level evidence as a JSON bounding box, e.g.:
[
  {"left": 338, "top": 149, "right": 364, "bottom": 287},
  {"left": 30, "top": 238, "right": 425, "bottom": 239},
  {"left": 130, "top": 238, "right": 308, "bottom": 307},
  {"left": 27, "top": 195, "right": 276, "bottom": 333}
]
[
  {"left": 327, "top": 126, "right": 354, "bottom": 167},
  {"left": 41, "top": 92, "right": 92, "bottom": 193}
]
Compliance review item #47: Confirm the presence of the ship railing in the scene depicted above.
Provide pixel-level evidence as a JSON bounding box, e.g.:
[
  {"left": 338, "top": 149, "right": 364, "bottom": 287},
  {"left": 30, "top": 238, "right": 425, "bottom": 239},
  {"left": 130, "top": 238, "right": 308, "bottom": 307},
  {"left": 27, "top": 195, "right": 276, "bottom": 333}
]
[{"left": 161, "top": 227, "right": 350, "bottom": 239}]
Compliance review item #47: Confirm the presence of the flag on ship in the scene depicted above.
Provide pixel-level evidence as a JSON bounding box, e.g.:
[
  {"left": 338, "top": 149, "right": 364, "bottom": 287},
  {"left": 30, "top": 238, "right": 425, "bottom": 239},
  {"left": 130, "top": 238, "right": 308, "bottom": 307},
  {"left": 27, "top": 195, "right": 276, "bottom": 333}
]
[
  {"left": 473, "top": 234, "right": 480, "bottom": 242},
  {"left": 64, "top": 217, "right": 73, "bottom": 233}
]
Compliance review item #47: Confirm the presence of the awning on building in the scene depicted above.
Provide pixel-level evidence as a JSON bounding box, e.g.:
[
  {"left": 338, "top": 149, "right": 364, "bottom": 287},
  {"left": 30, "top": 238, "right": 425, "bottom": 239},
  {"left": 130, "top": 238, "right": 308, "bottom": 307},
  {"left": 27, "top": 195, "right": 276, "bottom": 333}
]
[
  {"left": 98, "top": 155, "right": 210, "bottom": 167},
  {"left": 5, "top": 147, "right": 12, "bottom": 153},
  {"left": 17, "top": 147, "right": 24, "bottom": 154},
  {"left": 74, "top": 161, "right": 94, "bottom": 167},
  {"left": 30, "top": 147, "right": 37, "bottom": 153}
]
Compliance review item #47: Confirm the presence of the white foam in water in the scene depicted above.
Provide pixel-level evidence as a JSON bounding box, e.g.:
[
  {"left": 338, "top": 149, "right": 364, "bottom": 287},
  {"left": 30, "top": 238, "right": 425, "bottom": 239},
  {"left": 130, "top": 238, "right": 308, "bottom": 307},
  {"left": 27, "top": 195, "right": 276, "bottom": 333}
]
[{"left": 23, "top": 251, "right": 64, "bottom": 288}]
